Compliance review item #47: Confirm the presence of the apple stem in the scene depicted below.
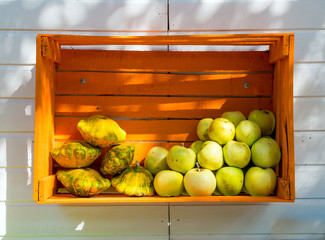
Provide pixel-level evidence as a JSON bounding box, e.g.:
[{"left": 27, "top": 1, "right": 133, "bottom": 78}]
[{"left": 196, "top": 162, "right": 201, "bottom": 172}]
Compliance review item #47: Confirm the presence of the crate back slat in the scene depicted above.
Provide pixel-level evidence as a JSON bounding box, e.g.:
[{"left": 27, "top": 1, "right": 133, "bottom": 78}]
[
  {"left": 57, "top": 50, "right": 273, "bottom": 72},
  {"left": 55, "top": 72, "right": 273, "bottom": 96}
]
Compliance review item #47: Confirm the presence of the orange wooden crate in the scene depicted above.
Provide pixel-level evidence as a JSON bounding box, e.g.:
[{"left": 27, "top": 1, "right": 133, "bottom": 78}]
[{"left": 33, "top": 33, "right": 295, "bottom": 204}]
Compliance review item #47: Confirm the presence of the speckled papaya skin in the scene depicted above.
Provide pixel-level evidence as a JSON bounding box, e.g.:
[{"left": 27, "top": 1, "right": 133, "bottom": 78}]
[
  {"left": 56, "top": 168, "right": 111, "bottom": 197},
  {"left": 51, "top": 142, "right": 101, "bottom": 168},
  {"left": 111, "top": 161, "right": 155, "bottom": 197},
  {"left": 77, "top": 115, "right": 126, "bottom": 148},
  {"left": 100, "top": 144, "right": 135, "bottom": 175}
]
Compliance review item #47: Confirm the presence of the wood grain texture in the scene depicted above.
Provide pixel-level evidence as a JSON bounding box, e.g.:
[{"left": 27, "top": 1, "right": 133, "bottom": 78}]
[
  {"left": 55, "top": 96, "right": 273, "bottom": 118},
  {"left": 57, "top": 50, "right": 273, "bottom": 72},
  {"left": 55, "top": 72, "right": 273, "bottom": 96}
]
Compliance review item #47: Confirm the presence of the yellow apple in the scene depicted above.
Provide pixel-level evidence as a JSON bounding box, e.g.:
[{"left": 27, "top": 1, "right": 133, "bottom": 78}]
[
  {"left": 166, "top": 145, "right": 196, "bottom": 174},
  {"left": 153, "top": 170, "right": 184, "bottom": 197},
  {"left": 197, "top": 141, "right": 223, "bottom": 171},
  {"left": 216, "top": 166, "right": 244, "bottom": 196},
  {"left": 248, "top": 109, "right": 275, "bottom": 136},
  {"left": 144, "top": 146, "right": 169, "bottom": 175},
  {"left": 235, "top": 120, "right": 261, "bottom": 147},
  {"left": 223, "top": 140, "right": 251, "bottom": 168},
  {"left": 208, "top": 118, "right": 235, "bottom": 145},
  {"left": 244, "top": 166, "right": 277, "bottom": 196},
  {"left": 251, "top": 137, "right": 281, "bottom": 168},
  {"left": 184, "top": 167, "right": 216, "bottom": 196},
  {"left": 197, "top": 118, "right": 213, "bottom": 141},
  {"left": 221, "top": 111, "right": 246, "bottom": 127}
]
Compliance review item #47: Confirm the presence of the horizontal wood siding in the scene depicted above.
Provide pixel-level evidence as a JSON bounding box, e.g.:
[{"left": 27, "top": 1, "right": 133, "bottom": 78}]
[{"left": 1, "top": 0, "right": 325, "bottom": 239}]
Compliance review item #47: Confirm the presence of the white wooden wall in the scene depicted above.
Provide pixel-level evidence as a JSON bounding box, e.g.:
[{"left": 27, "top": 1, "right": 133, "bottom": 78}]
[{"left": 1, "top": 0, "right": 325, "bottom": 239}]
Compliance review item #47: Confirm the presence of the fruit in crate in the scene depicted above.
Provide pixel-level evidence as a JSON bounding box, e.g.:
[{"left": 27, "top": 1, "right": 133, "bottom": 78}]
[
  {"left": 208, "top": 118, "right": 235, "bottom": 145},
  {"left": 111, "top": 161, "right": 155, "bottom": 197},
  {"left": 215, "top": 166, "right": 244, "bottom": 196},
  {"left": 223, "top": 140, "right": 251, "bottom": 168},
  {"left": 144, "top": 146, "right": 169, "bottom": 175},
  {"left": 244, "top": 166, "right": 277, "bottom": 197},
  {"left": 184, "top": 164, "right": 216, "bottom": 196},
  {"left": 77, "top": 115, "right": 126, "bottom": 148},
  {"left": 221, "top": 111, "right": 246, "bottom": 127},
  {"left": 166, "top": 145, "right": 196, "bottom": 174},
  {"left": 251, "top": 137, "right": 281, "bottom": 168},
  {"left": 197, "top": 118, "right": 213, "bottom": 141},
  {"left": 197, "top": 141, "right": 224, "bottom": 171},
  {"left": 154, "top": 170, "right": 184, "bottom": 197},
  {"left": 56, "top": 168, "right": 111, "bottom": 197},
  {"left": 100, "top": 144, "right": 135, "bottom": 175},
  {"left": 235, "top": 120, "right": 261, "bottom": 147},
  {"left": 190, "top": 140, "right": 204, "bottom": 154},
  {"left": 248, "top": 109, "right": 275, "bottom": 136},
  {"left": 51, "top": 141, "right": 101, "bottom": 168}
]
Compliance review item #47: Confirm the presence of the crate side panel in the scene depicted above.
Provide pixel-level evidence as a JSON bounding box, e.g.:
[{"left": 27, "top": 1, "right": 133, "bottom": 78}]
[
  {"left": 55, "top": 72, "right": 273, "bottom": 96},
  {"left": 56, "top": 50, "right": 274, "bottom": 72},
  {"left": 55, "top": 96, "right": 273, "bottom": 118}
]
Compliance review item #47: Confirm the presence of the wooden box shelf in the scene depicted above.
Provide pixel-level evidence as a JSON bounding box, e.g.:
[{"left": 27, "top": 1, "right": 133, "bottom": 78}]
[{"left": 34, "top": 33, "right": 295, "bottom": 204}]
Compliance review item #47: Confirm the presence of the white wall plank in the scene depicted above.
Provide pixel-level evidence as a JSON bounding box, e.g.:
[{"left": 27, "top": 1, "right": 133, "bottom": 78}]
[
  {"left": 0, "top": 0, "right": 167, "bottom": 31},
  {"left": 3, "top": 202, "right": 168, "bottom": 237},
  {"left": 0, "top": 133, "right": 34, "bottom": 167},
  {"left": 294, "top": 63, "right": 325, "bottom": 97},
  {"left": 294, "top": 131, "right": 325, "bottom": 165},
  {"left": 0, "top": 168, "right": 33, "bottom": 201},
  {"left": 294, "top": 97, "right": 325, "bottom": 131},
  {"left": 169, "top": 200, "right": 325, "bottom": 236},
  {"left": 0, "top": 31, "right": 168, "bottom": 64},
  {"left": 0, "top": 66, "right": 35, "bottom": 98},
  {"left": 169, "top": 0, "right": 325, "bottom": 31},
  {"left": 0, "top": 99, "right": 35, "bottom": 132}
]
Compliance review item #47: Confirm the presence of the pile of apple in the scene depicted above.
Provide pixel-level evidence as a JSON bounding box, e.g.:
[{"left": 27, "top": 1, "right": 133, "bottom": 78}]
[{"left": 144, "top": 109, "right": 281, "bottom": 197}]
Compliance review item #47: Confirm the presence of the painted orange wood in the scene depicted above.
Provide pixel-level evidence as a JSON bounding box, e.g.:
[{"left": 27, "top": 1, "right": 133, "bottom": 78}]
[
  {"left": 57, "top": 50, "right": 274, "bottom": 72},
  {"left": 55, "top": 96, "right": 273, "bottom": 118},
  {"left": 49, "top": 33, "right": 289, "bottom": 46},
  {"left": 55, "top": 72, "right": 273, "bottom": 96},
  {"left": 41, "top": 193, "right": 293, "bottom": 204},
  {"left": 34, "top": 33, "right": 295, "bottom": 203},
  {"left": 55, "top": 118, "right": 199, "bottom": 142}
]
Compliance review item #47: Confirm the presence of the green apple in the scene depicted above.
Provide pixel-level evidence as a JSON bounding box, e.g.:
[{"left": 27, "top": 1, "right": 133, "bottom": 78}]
[
  {"left": 244, "top": 166, "right": 277, "bottom": 196},
  {"left": 223, "top": 140, "right": 251, "bottom": 168},
  {"left": 153, "top": 170, "right": 184, "bottom": 197},
  {"left": 215, "top": 167, "right": 244, "bottom": 196},
  {"left": 235, "top": 120, "right": 261, "bottom": 147},
  {"left": 248, "top": 109, "right": 275, "bottom": 136},
  {"left": 144, "top": 146, "right": 169, "bottom": 175},
  {"left": 197, "top": 141, "right": 223, "bottom": 171},
  {"left": 208, "top": 118, "right": 235, "bottom": 145},
  {"left": 197, "top": 118, "right": 213, "bottom": 141},
  {"left": 166, "top": 145, "right": 196, "bottom": 174},
  {"left": 184, "top": 166, "right": 216, "bottom": 196},
  {"left": 221, "top": 111, "right": 246, "bottom": 127},
  {"left": 251, "top": 137, "right": 281, "bottom": 168},
  {"left": 190, "top": 140, "right": 205, "bottom": 154}
]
